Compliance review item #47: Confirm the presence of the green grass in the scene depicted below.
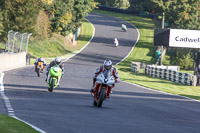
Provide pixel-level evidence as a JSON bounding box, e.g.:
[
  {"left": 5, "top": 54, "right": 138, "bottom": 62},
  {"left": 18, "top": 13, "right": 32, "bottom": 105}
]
[
  {"left": 93, "top": 9, "right": 200, "bottom": 100},
  {"left": 28, "top": 19, "right": 93, "bottom": 59},
  {"left": 0, "top": 114, "right": 39, "bottom": 133},
  {"left": 0, "top": 42, "right": 5, "bottom": 49}
]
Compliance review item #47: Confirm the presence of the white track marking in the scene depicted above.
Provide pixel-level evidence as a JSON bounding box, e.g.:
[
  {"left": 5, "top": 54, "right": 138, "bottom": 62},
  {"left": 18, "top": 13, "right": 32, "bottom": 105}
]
[
  {"left": 0, "top": 19, "right": 96, "bottom": 133},
  {"left": 122, "top": 81, "right": 200, "bottom": 103}
]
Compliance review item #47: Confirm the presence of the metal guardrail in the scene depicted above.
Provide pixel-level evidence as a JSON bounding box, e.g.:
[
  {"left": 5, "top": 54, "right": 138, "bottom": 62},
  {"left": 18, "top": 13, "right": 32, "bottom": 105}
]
[
  {"left": 130, "top": 62, "right": 197, "bottom": 86},
  {"left": 130, "top": 62, "right": 148, "bottom": 73},
  {"left": 130, "top": 62, "right": 140, "bottom": 73},
  {"left": 145, "top": 65, "right": 197, "bottom": 86}
]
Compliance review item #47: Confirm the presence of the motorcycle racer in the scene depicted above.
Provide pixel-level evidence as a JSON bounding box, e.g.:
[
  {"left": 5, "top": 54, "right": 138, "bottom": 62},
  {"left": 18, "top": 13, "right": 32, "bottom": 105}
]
[
  {"left": 34, "top": 57, "right": 47, "bottom": 72},
  {"left": 90, "top": 59, "right": 120, "bottom": 97},
  {"left": 45, "top": 57, "right": 64, "bottom": 86}
]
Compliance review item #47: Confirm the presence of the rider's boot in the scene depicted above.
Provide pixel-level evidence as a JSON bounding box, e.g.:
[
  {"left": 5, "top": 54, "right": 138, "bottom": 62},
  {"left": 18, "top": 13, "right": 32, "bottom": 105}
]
[
  {"left": 45, "top": 72, "right": 50, "bottom": 82},
  {"left": 90, "top": 86, "right": 94, "bottom": 93}
]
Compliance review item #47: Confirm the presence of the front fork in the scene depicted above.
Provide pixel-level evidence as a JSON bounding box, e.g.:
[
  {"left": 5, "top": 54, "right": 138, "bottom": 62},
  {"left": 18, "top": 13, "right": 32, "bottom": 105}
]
[{"left": 94, "top": 84, "right": 110, "bottom": 101}]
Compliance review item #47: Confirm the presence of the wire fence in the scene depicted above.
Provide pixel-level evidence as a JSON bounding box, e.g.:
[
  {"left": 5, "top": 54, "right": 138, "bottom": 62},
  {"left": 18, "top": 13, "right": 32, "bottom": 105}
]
[{"left": 5, "top": 30, "right": 32, "bottom": 53}]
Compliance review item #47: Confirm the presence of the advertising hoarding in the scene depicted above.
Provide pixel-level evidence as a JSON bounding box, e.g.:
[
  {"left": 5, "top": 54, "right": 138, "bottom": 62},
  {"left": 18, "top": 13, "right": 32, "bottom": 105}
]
[{"left": 169, "top": 29, "right": 200, "bottom": 48}]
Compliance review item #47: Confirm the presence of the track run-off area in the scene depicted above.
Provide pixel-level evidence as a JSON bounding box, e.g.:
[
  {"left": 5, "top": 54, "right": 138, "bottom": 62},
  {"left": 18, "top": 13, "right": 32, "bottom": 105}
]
[{"left": 1, "top": 13, "right": 200, "bottom": 133}]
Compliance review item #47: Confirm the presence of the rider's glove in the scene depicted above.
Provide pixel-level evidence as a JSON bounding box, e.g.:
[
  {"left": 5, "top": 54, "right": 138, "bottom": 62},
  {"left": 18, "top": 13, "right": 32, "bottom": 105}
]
[{"left": 115, "top": 79, "right": 118, "bottom": 83}]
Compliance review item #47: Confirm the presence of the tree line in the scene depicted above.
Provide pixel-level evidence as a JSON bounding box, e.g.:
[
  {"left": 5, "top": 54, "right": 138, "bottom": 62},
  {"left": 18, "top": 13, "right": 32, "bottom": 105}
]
[
  {"left": 0, "top": 0, "right": 96, "bottom": 41},
  {"left": 96, "top": 0, "right": 200, "bottom": 30}
]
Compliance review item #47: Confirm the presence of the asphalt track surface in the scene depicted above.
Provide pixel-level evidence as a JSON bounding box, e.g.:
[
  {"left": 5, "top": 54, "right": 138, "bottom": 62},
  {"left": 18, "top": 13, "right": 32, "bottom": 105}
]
[{"left": 1, "top": 13, "right": 200, "bottom": 133}]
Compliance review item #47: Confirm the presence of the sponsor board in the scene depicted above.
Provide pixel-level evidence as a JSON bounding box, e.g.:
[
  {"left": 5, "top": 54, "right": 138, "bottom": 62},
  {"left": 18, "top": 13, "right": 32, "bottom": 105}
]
[
  {"left": 169, "top": 29, "right": 200, "bottom": 48},
  {"left": 154, "top": 29, "right": 200, "bottom": 49}
]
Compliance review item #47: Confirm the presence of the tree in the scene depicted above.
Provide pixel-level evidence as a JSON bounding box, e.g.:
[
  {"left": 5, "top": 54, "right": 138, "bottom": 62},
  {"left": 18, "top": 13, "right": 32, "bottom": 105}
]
[
  {"left": 44, "top": 0, "right": 73, "bottom": 36},
  {"left": 151, "top": 0, "right": 200, "bottom": 29},
  {"left": 0, "top": 9, "right": 3, "bottom": 37},
  {"left": 0, "top": 0, "right": 41, "bottom": 40},
  {"left": 44, "top": 0, "right": 95, "bottom": 35},
  {"left": 113, "top": 0, "right": 130, "bottom": 9},
  {"left": 96, "top": 0, "right": 130, "bottom": 9},
  {"left": 175, "top": 49, "right": 194, "bottom": 70},
  {"left": 72, "top": 0, "right": 95, "bottom": 30}
]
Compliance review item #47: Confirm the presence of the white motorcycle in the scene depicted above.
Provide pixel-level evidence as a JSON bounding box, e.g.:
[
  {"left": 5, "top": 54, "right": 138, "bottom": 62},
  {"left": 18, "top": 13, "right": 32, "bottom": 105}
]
[{"left": 93, "top": 72, "right": 115, "bottom": 107}]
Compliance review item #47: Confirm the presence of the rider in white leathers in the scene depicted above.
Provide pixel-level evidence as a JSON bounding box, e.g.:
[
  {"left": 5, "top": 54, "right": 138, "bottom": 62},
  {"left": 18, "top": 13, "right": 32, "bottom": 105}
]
[{"left": 90, "top": 59, "right": 120, "bottom": 96}]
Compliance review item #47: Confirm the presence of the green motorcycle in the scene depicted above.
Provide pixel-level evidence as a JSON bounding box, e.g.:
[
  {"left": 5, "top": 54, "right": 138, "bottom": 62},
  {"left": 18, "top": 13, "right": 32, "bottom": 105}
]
[{"left": 47, "top": 66, "right": 62, "bottom": 92}]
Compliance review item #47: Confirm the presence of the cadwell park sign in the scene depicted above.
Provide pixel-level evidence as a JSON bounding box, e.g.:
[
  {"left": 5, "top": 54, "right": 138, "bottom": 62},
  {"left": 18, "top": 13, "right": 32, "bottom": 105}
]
[{"left": 154, "top": 28, "right": 200, "bottom": 48}]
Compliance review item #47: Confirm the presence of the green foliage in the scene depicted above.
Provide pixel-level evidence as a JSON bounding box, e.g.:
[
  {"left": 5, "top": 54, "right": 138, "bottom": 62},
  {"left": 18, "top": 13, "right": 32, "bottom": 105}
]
[
  {"left": 113, "top": 0, "right": 130, "bottom": 9},
  {"left": 44, "top": 0, "right": 95, "bottom": 36},
  {"left": 175, "top": 49, "right": 194, "bottom": 70},
  {"left": 151, "top": 0, "right": 200, "bottom": 29},
  {"left": 165, "top": 48, "right": 194, "bottom": 70},
  {"left": 35, "top": 9, "right": 51, "bottom": 39},
  {"left": 44, "top": 0, "right": 72, "bottom": 36},
  {"left": 96, "top": 0, "right": 130, "bottom": 9},
  {"left": 72, "top": 0, "right": 95, "bottom": 30},
  {"left": 0, "top": 9, "right": 3, "bottom": 37},
  {"left": 0, "top": 0, "right": 41, "bottom": 41},
  {"left": 128, "top": 0, "right": 150, "bottom": 10}
]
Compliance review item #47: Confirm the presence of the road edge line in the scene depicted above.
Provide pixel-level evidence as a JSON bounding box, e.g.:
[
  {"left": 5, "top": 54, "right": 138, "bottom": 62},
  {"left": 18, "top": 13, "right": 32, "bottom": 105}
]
[
  {"left": 62, "top": 18, "right": 95, "bottom": 63},
  {"left": 121, "top": 80, "right": 200, "bottom": 103},
  {"left": 0, "top": 73, "right": 46, "bottom": 132}
]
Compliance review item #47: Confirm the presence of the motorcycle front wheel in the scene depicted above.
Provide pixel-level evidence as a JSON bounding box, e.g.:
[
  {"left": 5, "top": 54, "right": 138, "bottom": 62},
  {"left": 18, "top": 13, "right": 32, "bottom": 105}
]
[
  {"left": 97, "top": 88, "right": 106, "bottom": 108},
  {"left": 37, "top": 68, "right": 41, "bottom": 77},
  {"left": 93, "top": 100, "right": 97, "bottom": 106},
  {"left": 49, "top": 78, "right": 55, "bottom": 92}
]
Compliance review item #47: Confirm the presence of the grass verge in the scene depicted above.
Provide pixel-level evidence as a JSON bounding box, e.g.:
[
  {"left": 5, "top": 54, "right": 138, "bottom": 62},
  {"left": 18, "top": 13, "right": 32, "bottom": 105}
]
[
  {"left": 28, "top": 18, "right": 93, "bottom": 63},
  {"left": 93, "top": 9, "right": 200, "bottom": 100},
  {"left": 0, "top": 114, "right": 39, "bottom": 133}
]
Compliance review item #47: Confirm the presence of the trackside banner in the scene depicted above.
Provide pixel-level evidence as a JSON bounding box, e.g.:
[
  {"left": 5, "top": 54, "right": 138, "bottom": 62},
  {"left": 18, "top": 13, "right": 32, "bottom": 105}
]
[{"left": 169, "top": 29, "right": 200, "bottom": 48}]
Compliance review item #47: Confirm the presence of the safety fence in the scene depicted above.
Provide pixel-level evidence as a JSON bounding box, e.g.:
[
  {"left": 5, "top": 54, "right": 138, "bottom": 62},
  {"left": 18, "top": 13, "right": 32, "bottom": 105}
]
[
  {"left": 130, "top": 62, "right": 196, "bottom": 86},
  {"left": 145, "top": 65, "right": 197, "bottom": 86},
  {"left": 130, "top": 62, "right": 149, "bottom": 73},
  {"left": 130, "top": 62, "right": 141, "bottom": 73},
  {"left": 5, "top": 30, "right": 32, "bottom": 53}
]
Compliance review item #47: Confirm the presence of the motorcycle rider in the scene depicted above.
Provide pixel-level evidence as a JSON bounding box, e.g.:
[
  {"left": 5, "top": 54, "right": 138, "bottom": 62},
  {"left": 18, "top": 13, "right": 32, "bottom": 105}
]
[
  {"left": 90, "top": 59, "right": 120, "bottom": 97},
  {"left": 122, "top": 24, "right": 127, "bottom": 31},
  {"left": 45, "top": 57, "right": 64, "bottom": 86},
  {"left": 114, "top": 38, "right": 119, "bottom": 47},
  {"left": 34, "top": 57, "right": 47, "bottom": 72}
]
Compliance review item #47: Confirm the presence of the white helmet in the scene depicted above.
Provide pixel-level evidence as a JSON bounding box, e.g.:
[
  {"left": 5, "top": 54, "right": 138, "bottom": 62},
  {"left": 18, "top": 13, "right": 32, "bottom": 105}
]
[
  {"left": 55, "top": 57, "right": 61, "bottom": 65},
  {"left": 104, "top": 59, "right": 112, "bottom": 70}
]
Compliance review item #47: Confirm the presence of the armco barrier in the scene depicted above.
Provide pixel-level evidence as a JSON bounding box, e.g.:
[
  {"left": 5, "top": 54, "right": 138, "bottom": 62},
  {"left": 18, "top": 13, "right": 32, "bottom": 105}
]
[
  {"left": 145, "top": 65, "right": 197, "bottom": 86},
  {"left": 130, "top": 62, "right": 148, "bottom": 73},
  {"left": 130, "top": 62, "right": 140, "bottom": 73},
  {"left": 0, "top": 52, "right": 26, "bottom": 71}
]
